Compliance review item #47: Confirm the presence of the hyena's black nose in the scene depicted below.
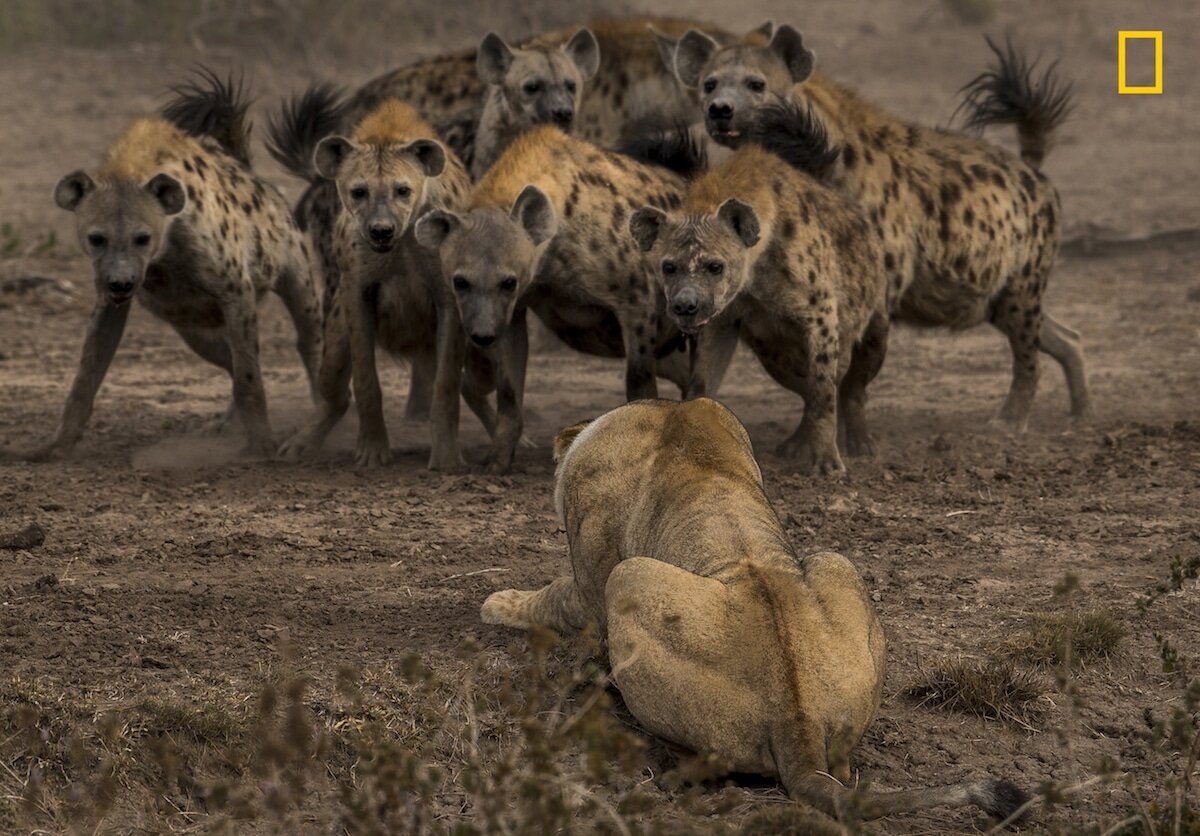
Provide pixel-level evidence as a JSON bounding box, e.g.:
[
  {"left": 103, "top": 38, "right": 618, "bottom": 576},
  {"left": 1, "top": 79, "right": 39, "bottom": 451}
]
[
  {"left": 107, "top": 278, "right": 134, "bottom": 296},
  {"left": 471, "top": 333, "right": 497, "bottom": 348},
  {"left": 552, "top": 108, "right": 574, "bottom": 126},
  {"left": 369, "top": 223, "right": 395, "bottom": 243},
  {"left": 671, "top": 291, "right": 700, "bottom": 318},
  {"left": 708, "top": 102, "right": 734, "bottom": 121}
]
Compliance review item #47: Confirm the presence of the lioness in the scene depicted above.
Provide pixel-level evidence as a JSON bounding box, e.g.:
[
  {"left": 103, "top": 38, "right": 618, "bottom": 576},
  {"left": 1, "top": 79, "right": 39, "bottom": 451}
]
[{"left": 482, "top": 398, "right": 1027, "bottom": 823}]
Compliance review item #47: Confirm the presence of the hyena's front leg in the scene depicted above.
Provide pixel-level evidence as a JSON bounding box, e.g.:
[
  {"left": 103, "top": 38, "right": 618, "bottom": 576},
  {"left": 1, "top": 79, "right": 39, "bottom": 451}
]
[
  {"left": 620, "top": 308, "right": 660, "bottom": 401},
  {"left": 347, "top": 282, "right": 391, "bottom": 467},
  {"left": 20, "top": 302, "right": 130, "bottom": 461},
  {"left": 278, "top": 293, "right": 351, "bottom": 459},
  {"left": 481, "top": 310, "right": 529, "bottom": 474},
  {"left": 686, "top": 318, "right": 740, "bottom": 399},
  {"left": 219, "top": 289, "right": 275, "bottom": 458},
  {"left": 428, "top": 303, "right": 466, "bottom": 471},
  {"left": 777, "top": 313, "right": 844, "bottom": 475}
]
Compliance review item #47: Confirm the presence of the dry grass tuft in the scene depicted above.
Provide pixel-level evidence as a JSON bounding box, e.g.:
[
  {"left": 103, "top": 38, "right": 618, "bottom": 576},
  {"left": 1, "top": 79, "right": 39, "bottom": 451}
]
[
  {"left": 998, "top": 609, "right": 1126, "bottom": 668},
  {"left": 904, "top": 657, "right": 1045, "bottom": 730}
]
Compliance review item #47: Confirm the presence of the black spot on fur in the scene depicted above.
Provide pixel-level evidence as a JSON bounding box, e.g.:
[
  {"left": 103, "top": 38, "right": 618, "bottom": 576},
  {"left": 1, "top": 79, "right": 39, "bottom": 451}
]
[{"left": 782, "top": 219, "right": 796, "bottom": 240}]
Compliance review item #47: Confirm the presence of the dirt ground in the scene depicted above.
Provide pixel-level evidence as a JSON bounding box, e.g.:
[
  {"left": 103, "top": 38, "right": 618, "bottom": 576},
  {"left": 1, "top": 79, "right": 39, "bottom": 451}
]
[{"left": 0, "top": 0, "right": 1198, "bottom": 832}]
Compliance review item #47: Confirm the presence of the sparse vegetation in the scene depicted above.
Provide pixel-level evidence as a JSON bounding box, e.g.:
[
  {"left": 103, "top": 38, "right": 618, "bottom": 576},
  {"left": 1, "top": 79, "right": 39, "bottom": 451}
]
[
  {"left": 904, "top": 657, "right": 1045, "bottom": 729},
  {"left": 998, "top": 609, "right": 1126, "bottom": 668}
]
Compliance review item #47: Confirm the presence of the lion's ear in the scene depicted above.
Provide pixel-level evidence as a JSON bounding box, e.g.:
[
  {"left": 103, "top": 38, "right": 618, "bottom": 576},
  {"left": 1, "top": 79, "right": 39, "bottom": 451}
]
[{"left": 553, "top": 420, "right": 592, "bottom": 461}]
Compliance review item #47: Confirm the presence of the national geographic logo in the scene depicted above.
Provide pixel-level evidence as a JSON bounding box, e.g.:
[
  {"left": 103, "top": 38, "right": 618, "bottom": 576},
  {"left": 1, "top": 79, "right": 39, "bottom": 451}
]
[{"left": 1117, "top": 31, "right": 1163, "bottom": 94}]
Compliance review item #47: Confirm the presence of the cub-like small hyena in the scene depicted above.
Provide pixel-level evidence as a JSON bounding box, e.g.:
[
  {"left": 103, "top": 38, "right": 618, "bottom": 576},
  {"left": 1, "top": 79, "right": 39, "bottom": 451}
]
[
  {"left": 630, "top": 108, "right": 889, "bottom": 474},
  {"left": 274, "top": 98, "right": 480, "bottom": 469},
  {"left": 414, "top": 126, "right": 697, "bottom": 473},
  {"left": 15, "top": 70, "right": 321, "bottom": 461},
  {"left": 667, "top": 25, "right": 1089, "bottom": 431}
]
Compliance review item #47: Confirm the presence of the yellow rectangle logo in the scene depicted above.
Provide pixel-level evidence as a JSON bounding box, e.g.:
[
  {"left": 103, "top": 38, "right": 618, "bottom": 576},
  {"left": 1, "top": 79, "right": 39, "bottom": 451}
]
[{"left": 1118, "top": 30, "right": 1163, "bottom": 94}]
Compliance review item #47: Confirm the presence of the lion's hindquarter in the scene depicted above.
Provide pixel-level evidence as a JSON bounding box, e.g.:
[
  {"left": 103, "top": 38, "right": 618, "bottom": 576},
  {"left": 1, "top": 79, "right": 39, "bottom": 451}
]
[{"left": 556, "top": 399, "right": 884, "bottom": 776}]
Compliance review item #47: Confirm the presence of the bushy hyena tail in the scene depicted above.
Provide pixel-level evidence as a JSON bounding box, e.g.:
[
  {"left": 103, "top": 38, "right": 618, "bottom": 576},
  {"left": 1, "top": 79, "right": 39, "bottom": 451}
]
[
  {"left": 955, "top": 36, "right": 1073, "bottom": 169},
  {"left": 616, "top": 120, "right": 709, "bottom": 177},
  {"left": 265, "top": 83, "right": 346, "bottom": 182},
  {"left": 746, "top": 100, "right": 841, "bottom": 182},
  {"left": 161, "top": 67, "right": 254, "bottom": 167}
]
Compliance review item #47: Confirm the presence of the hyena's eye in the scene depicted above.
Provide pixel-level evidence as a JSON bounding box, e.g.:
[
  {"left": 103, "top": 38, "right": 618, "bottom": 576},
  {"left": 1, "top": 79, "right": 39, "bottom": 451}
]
[
  {"left": 349, "top": 186, "right": 368, "bottom": 200},
  {"left": 133, "top": 232, "right": 152, "bottom": 248},
  {"left": 746, "top": 79, "right": 766, "bottom": 93},
  {"left": 564, "top": 80, "right": 577, "bottom": 94},
  {"left": 453, "top": 275, "right": 471, "bottom": 291},
  {"left": 523, "top": 81, "right": 542, "bottom": 95},
  {"left": 499, "top": 276, "right": 518, "bottom": 292},
  {"left": 706, "top": 261, "right": 724, "bottom": 276},
  {"left": 662, "top": 261, "right": 677, "bottom": 276},
  {"left": 702, "top": 79, "right": 717, "bottom": 94},
  {"left": 87, "top": 232, "right": 107, "bottom": 249},
  {"left": 395, "top": 185, "right": 412, "bottom": 199}
]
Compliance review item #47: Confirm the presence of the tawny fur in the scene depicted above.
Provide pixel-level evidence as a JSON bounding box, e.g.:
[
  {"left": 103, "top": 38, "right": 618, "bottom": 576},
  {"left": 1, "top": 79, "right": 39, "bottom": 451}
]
[{"left": 482, "top": 398, "right": 1027, "bottom": 824}]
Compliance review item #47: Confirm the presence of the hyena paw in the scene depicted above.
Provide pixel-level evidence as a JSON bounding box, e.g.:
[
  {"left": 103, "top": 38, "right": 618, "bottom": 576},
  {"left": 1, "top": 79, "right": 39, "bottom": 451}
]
[
  {"left": 844, "top": 429, "right": 877, "bottom": 458},
  {"left": 777, "top": 436, "right": 845, "bottom": 477},
  {"left": 241, "top": 435, "right": 278, "bottom": 460},
  {"left": 427, "top": 448, "right": 466, "bottom": 472},
  {"left": 277, "top": 431, "right": 319, "bottom": 461},
  {"left": 355, "top": 437, "right": 393, "bottom": 468}
]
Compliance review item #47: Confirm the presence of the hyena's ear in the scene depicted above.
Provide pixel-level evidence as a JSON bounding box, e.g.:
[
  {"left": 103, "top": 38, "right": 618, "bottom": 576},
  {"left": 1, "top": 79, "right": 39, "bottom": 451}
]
[
  {"left": 648, "top": 26, "right": 678, "bottom": 73},
  {"left": 717, "top": 198, "right": 761, "bottom": 248},
  {"left": 628, "top": 206, "right": 667, "bottom": 252},
  {"left": 145, "top": 173, "right": 187, "bottom": 216},
  {"left": 553, "top": 420, "right": 591, "bottom": 461},
  {"left": 413, "top": 209, "right": 461, "bottom": 250},
  {"left": 746, "top": 20, "right": 774, "bottom": 42},
  {"left": 674, "top": 29, "right": 720, "bottom": 88},
  {"left": 477, "top": 32, "right": 515, "bottom": 86},
  {"left": 53, "top": 170, "right": 96, "bottom": 212},
  {"left": 563, "top": 27, "right": 600, "bottom": 80},
  {"left": 403, "top": 139, "right": 446, "bottom": 177},
  {"left": 769, "top": 25, "right": 815, "bottom": 83},
  {"left": 314, "top": 135, "right": 355, "bottom": 180},
  {"left": 510, "top": 184, "right": 557, "bottom": 246}
]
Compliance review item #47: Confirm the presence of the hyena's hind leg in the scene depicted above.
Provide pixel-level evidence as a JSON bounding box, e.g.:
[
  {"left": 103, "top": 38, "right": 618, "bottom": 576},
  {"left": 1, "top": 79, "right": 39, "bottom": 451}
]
[
  {"left": 1039, "top": 311, "right": 1091, "bottom": 423},
  {"left": 173, "top": 324, "right": 239, "bottom": 434},
  {"left": 481, "top": 576, "right": 589, "bottom": 634},
  {"left": 839, "top": 311, "right": 889, "bottom": 457},
  {"left": 274, "top": 263, "right": 324, "bottom": 404},
  {"left": 404, "top": 351, "right": 435, "bottom": 423},
  {"left": 987, "top": 284, "right": 1043, "bottom": 433}
]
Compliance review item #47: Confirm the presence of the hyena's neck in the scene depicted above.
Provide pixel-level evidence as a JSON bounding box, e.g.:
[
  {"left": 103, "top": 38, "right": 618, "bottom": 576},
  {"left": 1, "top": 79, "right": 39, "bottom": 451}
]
[{"left": 472, "top": 88, "right": 525, "bottom": 179}]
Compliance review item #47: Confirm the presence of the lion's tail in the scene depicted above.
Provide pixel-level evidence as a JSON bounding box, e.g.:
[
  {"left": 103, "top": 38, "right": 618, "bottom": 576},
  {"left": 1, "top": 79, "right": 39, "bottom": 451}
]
[{"left": 790, "top": 773, "right": 1029, "bottom": 825}]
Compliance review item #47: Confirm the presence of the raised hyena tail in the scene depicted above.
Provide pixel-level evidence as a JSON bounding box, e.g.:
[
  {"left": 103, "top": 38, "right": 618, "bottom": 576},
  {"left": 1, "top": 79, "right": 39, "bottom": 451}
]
[
  {"left": 955, "top": 36, "right": 1074, "bottom": 170},
  {"left": 615, "top": 120, "right": 709, "bottom": 178},
  {"left": 790, "top": 772, "right": 1030, "bottom": 825},
  {"left": 161, "top": 66, "right": 254, "bottom": 167},
  {"left": 265, "top": 83, "right": 346, "bottom": 183},
  {"left": 746, "top": 99, "right": 841, "bottom": 183}
]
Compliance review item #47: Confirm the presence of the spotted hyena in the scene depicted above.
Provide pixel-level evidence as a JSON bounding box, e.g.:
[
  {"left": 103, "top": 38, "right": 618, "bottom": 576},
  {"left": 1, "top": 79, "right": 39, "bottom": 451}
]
[
  {"left": 273, "top": 99, "right": 483, "bottom": 469},
  {"left": 414, "top": 126, "right": 700, "bottom": 473},
  {"left": 13, "top": 70, "right": 321, "bottom": 461},
  {"left": 665, "top": 25, "right": 1089, "bottom": 431},
  {"left": 629, "top": 106, "right": 890, "bottom": 474}
]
